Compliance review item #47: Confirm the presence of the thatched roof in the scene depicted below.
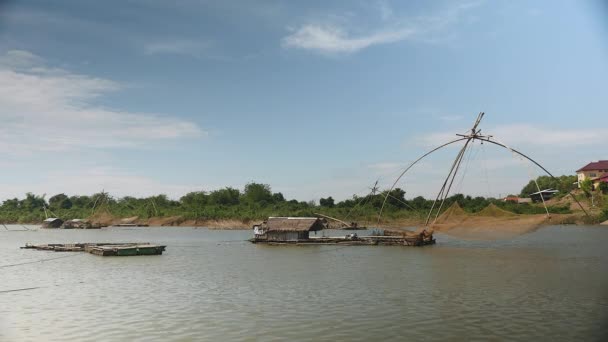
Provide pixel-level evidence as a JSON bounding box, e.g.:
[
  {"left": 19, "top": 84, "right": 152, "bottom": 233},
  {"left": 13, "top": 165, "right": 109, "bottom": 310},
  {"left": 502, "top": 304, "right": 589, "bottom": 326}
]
[{"left": 263, "top": 217, "right": 325, "bottom": 232}]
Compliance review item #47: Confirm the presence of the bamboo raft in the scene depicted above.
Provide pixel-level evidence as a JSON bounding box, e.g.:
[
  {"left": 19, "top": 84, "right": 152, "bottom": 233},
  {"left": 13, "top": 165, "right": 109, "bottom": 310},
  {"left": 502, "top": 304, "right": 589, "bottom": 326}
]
[{"left": 21, "top": 242, "right": 166, "bottom": 256}]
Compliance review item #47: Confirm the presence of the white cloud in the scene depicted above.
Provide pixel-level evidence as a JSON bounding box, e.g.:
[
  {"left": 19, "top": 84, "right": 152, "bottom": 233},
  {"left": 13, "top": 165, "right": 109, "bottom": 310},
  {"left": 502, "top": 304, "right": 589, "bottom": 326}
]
[
  {"left": 144, "top": 39, "right": 211, "bottom": 57},
  {"left": 282, "top": 1, "right": 483, "bottom": 54},
  {"left": 282, "top": 25, "right": 416, "bottom": 54},
  {"left": 0, "top": 49, "right": 204, "bottom": 156}
]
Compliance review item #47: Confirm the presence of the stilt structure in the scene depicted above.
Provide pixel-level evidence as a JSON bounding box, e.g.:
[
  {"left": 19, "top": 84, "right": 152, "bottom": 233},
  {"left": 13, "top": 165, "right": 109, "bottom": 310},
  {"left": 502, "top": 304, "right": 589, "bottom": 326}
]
[{"left": 378, "top": 112, "right": 589, "bottom": 227}]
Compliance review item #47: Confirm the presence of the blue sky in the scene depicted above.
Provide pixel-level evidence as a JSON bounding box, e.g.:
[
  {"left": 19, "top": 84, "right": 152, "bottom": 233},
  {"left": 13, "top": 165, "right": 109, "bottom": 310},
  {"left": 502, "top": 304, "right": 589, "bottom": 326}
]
[{"left": 0, "top": 0, "right": 607, "bottom": 202}]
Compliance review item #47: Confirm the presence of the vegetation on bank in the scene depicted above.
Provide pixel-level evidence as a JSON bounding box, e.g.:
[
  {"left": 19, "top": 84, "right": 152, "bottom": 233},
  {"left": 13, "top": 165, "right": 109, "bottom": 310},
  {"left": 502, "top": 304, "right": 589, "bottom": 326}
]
[{"left": 1, "top": 176, "right": 606, "bottom": 224}]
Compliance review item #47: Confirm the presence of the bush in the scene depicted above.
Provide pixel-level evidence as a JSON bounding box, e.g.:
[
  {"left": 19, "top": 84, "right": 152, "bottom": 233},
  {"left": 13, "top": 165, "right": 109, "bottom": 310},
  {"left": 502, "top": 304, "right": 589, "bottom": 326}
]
[{"left": 598, "top": 182, "right": 608, "bottom": 194}]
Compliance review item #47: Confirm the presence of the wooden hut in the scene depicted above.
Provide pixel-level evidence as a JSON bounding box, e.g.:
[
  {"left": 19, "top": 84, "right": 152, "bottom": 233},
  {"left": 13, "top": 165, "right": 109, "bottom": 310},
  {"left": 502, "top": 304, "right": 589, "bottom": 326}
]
[
  {"left": 253, "top": 217, "right": 325, "bottom": 242},
  {"left": 529, "top": 189, "right": 559, "bottom": 202},
  {"left": 41, "top": 218, "right": 63, "bottom": 228}
]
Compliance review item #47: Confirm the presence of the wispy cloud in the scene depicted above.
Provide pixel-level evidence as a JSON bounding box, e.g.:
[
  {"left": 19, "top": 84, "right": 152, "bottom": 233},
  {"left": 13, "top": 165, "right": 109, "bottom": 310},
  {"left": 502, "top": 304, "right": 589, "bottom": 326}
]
[
  {"left": 0, "top": 167, "right": 203, "bottom": 200},
  {"left": 144, "top": 39, "right": 211, "bottom": 57},
  {"left": 418, "top": 124, "right": 608, "bottom": 148},
  {"left": 438, "top": 115, "right": 464, "bottom": 122},
  {"left": 375, "top": 0, "right": 394, "bottom": 21},
  {"left": 282, "top": 25, "right": 416, "bottom": 54},
  {"left": 282, "top": 1, "right": 483, "bottom": 54},
  {"left": 0, "top": 49, "right": 204, "bottom": 156}
]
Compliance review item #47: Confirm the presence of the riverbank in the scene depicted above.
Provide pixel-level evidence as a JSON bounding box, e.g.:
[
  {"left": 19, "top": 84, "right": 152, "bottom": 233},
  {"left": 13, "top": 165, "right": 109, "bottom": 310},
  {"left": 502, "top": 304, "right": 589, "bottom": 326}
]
[{"left": 5, "top": 211, "right": 602, "bottom": 231}]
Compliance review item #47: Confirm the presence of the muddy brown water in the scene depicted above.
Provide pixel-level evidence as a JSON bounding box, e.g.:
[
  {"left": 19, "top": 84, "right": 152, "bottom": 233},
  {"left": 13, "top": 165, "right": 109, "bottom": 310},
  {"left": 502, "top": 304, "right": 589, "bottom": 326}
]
[{"left": 1, "top": 225, "right": 608, "bottom": 341}]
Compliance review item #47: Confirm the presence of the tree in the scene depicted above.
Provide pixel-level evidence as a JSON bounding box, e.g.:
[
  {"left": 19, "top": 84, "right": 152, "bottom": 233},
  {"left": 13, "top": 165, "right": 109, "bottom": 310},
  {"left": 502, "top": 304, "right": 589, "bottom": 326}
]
[
  {"left": 209, "top": 187, "right": 241, "bottom": 206},
  {"left": 319, "top": 197, "right": 335, "bottom": 207},
  {"left": 242, "top": 182, "right": 273, "bottom": 204},
  {"left": 411, "top": 196, "right": 428, "bottom": 209},
  {"left": 598, "top": 182, "right": 608, "bottom": 194},
  {"left": 180, "top": 191, "right": 208, "bottom": 207},
  {"left": 520, "top": 175, "right": 577, "bottom": 197},
  {"left": 272, "top": 192, "right": 285, "bottom": 203},
  {"left": 2, "top": 198, "right": 20, "bottom": 210},
  {"left": 381, "top": 188, "right": 407, "bottom": 209},
  {"left": 21, "top": 193, "right": 46, "bottom": 211},
  {"left": 580, "top": 178, "right": 593, "bottom": 195},
  {"left": 49, "top": 193, "right": 73, "bottom": 209}
]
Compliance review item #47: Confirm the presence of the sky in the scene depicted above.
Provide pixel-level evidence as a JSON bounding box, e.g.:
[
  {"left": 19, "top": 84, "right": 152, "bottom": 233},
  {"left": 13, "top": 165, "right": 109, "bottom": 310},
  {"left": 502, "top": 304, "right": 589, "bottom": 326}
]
[{"left": 0, "top": 0, "right": 607, "bottom": 202}]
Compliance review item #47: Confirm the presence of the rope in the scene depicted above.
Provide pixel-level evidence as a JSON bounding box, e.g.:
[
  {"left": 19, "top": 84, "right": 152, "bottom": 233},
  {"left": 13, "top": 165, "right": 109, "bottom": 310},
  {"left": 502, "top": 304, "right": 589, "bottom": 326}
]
[
  {"left": 0, "top": 253, "right": 84, "bottom": 269},
  {"left": 453, "top": 140, "right": 478, "bottom": 196},
  {"left": 382, "top": 192, "right": 416, "bottom": 210},
  {"left": 0, "top": 287, "right": 41, "bottom": 294},
  {"left": 431, "top": 139, "right": 472, "bottom": 224},
  {"left": 480, "top": 142, "right": 493, "bottom": 198},
  {"left": 343, "top": 190, "right": 374, "bottom": 221},
  {"left": 491, "top": 136, "right": 550, "bottom": 217},
  {"left": 378, "top": 137, "right": 469, "bottom": 223},
  {"left": 0, "top": 280, "right": 87, "bottom": 295},
  {"left": 426, "top": 138, "right": 472, "bottom": 225}
]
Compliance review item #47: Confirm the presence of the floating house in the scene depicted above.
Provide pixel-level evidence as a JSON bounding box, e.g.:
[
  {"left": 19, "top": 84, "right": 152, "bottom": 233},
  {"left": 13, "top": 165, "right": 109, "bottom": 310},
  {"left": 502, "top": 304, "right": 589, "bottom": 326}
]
[
  {"left": 253, "top": 217, "right": 326, "bottom": 242},
  {"left": 251, "top": 217, "right": 435, "bottom": 246},
  {"left": 41, "top": 218, "right": 63, "bottom": 228}
]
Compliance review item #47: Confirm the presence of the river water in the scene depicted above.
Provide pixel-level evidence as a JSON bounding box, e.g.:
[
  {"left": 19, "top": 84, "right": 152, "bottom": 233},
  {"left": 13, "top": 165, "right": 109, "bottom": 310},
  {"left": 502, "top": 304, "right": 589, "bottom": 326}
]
[{"left": 1, "top": 225, "right": 607, "bottom": 341}]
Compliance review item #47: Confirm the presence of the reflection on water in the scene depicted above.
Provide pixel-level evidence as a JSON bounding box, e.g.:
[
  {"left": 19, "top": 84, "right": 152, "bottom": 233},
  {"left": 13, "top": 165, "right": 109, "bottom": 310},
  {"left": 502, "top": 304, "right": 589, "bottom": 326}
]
[{"left": 1, "top": 226, "right": 608, "bottom": 341}]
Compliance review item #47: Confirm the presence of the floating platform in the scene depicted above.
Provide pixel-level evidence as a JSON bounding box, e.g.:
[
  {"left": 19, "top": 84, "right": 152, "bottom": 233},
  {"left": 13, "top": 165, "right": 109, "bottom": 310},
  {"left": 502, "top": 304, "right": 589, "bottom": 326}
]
[
  {"left": 21, "top": 242, "right": 166, "bottom": 256},
  {"left": 250, "top": 234, "right": 435, "bottom": 246}
]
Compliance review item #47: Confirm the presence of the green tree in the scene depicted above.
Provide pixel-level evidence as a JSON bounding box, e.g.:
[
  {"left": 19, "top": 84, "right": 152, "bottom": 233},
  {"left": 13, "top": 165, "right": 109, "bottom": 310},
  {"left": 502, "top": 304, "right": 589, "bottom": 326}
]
[
  {"left": 599, "top": 182, "right": 608, "bottom": 194},
  {"left": 319, "top": 197, "right": 335, "bottom": 207},
  {"left": 580, "top": 178, "right": 593, "bottom": 195},
  {"left": 21, "top": 193, "right": 46, "bottom": 211},
  {"left": 2, "top": 198, "right": 20, "bottom": 210},
  {"left": 272, "top": 192, "right": 285, "bottom": 203},
  {"left": 49, "top": 193, "right": 73, "bottom": 209},
  {"left": 520, "top": 175, "right": 577, "bottom": 197},
  {"left": 180, "top": 191, "right": 208, "bottom": 207},
  {"left": 242, "top": 183, "right": 273, "bottom": 204},
  {"left": 209, "top": 187, "right": 241, "bottom": 206}
]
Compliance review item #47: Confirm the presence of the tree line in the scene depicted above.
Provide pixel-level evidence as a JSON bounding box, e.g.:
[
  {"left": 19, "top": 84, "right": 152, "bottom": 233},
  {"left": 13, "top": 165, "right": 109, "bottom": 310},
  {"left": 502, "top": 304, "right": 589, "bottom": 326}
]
[{"left": 0, "top": 176, "right": 601, "bottom": 224}]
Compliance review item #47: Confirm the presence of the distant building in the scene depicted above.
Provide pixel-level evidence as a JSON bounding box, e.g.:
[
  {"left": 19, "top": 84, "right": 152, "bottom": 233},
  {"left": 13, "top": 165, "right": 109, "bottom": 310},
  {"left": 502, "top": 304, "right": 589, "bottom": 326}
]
[
  {"left": 503, "top": 196, "right": 532, "bottom": 204},
  {"left": 576, "top": 160, "right": 608, "bottom": 188},
  {"left": 253, "top": 217, "right": 325, "bottom": 242},
  {"left": 529, "top": 189, "right": 558, "bottom": 203},
  {"left": 593, "top": 174, "right": 608, "bottom": 190}
]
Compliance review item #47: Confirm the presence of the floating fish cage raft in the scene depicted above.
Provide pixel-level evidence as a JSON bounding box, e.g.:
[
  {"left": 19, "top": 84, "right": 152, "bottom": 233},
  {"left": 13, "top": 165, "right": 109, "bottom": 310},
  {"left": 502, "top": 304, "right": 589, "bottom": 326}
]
[
  {"left": 21, "top": 242, "right": 166, "bottom": 256},
  {"left": 251, "top": 235, "right": 435, "bottom": 246},
  {"left": 251, "top": 217, "right": 435, "bottom": 247}
]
